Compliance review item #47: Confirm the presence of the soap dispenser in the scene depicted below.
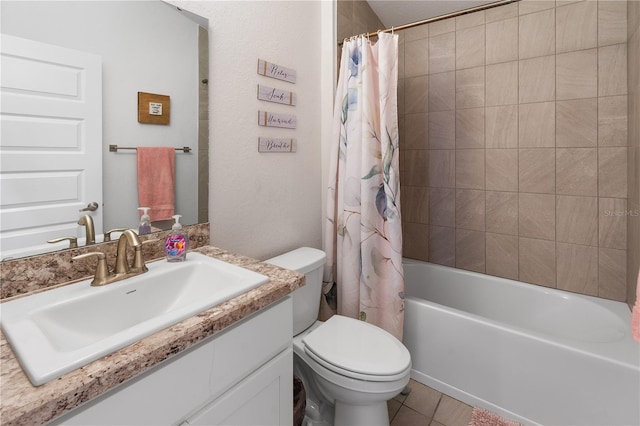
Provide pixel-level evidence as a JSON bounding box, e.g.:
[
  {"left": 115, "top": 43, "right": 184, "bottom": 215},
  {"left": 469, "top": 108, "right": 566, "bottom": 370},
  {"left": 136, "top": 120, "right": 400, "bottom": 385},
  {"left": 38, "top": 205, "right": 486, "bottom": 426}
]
[
  {"left": 138, "top": 207, "right": 152, "bottom": 235},
  {"left": 165, "top": 214, "right": 189, "bottom": 262}
]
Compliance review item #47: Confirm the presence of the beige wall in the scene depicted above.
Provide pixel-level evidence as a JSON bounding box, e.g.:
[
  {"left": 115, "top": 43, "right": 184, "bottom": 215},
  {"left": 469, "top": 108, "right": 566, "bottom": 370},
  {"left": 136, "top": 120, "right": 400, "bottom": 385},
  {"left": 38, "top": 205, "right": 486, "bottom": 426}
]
[
  {"left": 628, "top": 0, "right": 640, "bottom": 309},
  {"left": 399, "top": 0, "right": 631, "bottom": 302},
  {"left": 171, "top": 1, "right": 335, "bottom": 260}
]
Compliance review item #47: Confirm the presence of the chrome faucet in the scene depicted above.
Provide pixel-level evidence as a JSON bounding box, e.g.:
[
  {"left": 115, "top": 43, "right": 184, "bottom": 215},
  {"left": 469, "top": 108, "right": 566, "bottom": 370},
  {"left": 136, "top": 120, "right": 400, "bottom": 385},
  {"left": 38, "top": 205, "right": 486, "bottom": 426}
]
[
  {"left": 77, "top": 215, "right": 96, "bottom": 245},
  {"left": 72, "top": 230, "right": 153, "bottom": 286}
]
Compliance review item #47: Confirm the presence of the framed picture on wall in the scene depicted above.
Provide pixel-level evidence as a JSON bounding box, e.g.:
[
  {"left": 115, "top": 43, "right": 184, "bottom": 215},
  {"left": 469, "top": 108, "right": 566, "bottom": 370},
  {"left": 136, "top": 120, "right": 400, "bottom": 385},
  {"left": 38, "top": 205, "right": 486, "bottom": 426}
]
[{"left": 138, "top": 92, "right": 170, "bottom": 124}]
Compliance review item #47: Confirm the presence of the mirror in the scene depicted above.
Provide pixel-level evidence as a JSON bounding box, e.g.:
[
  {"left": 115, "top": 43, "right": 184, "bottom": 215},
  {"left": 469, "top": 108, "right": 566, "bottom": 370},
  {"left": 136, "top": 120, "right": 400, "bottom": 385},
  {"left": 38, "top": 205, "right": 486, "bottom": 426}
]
[{"left": 0, "top": 1, "right": 208, "bottom": 260}]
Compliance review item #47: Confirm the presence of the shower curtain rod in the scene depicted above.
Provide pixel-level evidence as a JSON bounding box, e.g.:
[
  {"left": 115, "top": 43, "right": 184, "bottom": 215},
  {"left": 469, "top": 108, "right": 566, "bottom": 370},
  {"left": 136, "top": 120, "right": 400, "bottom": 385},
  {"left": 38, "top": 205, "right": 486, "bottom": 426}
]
[{"left": 339, "top": 0, "right": 519, "bottom": 45}]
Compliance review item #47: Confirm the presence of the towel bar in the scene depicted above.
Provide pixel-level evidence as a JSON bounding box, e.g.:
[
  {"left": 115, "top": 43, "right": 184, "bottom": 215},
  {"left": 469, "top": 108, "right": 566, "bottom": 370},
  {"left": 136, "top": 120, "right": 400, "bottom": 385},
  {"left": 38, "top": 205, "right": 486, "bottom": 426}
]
[{"left": 109, "top": 144, "right": 191, "bottom": 153}]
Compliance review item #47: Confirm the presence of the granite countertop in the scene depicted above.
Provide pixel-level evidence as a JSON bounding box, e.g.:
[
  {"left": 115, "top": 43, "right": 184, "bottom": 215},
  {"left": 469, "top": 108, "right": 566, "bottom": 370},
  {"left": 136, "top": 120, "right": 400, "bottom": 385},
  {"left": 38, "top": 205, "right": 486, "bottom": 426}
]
[{"left": 0, "top": 245, "right": 305, "bottom": 426}]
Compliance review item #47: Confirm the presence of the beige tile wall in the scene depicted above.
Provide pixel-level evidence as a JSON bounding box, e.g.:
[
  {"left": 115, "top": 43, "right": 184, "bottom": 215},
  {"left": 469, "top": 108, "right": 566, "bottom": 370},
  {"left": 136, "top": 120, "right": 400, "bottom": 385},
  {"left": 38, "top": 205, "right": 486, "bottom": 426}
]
[
  {"left": 337, "top": 0, "right": 385, "bottom": 49},
  {"left": 336, "top": 0, "right": 385, "bottom": 87},
  {"left": 399, "top": 0, "right": 631, "bottom": 301},
  {"left": 627, "top": 0, "right": 640, "bottom": 309}
]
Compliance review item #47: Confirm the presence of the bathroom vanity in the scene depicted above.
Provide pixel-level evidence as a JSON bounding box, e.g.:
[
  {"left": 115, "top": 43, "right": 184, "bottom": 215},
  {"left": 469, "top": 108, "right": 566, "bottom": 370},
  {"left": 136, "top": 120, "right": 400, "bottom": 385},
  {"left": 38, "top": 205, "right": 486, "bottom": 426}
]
[
  {"left": 0, "top": 244, "right": 304, "bottom": 426},
  {"left": 49, "top": 298, "right": 293, "bottom": 425}
]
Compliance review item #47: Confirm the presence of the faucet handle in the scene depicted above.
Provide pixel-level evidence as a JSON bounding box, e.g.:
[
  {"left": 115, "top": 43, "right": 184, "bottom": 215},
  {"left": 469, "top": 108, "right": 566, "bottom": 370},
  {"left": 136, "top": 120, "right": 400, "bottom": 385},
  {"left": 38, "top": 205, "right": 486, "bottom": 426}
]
[
  {"left": 47, "top": 236, "right": 78, "bottom": 249},
  {"left": 103, "top": 228, "right": 128, "bottom": 242},
  {"left": 130, "top": 239, "right": 158, "bottom": 273},
  {"left": 72, "top": 252, "right": 113, "bottom": 286}
]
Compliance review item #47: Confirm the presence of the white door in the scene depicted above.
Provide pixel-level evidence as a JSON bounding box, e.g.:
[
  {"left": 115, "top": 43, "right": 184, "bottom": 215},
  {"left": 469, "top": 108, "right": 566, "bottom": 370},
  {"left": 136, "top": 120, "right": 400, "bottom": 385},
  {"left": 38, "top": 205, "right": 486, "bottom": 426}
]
[{"left": 0, "top": 34, "right": 102, "bottom": 255}]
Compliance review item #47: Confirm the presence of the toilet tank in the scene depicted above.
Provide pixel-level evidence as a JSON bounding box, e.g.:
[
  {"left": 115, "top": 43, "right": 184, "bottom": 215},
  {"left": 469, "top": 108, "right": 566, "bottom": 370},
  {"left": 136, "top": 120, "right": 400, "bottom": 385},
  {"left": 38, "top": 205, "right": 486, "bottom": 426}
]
[{"left": 265, "top": 247, "right": 326, "bottom": 335}]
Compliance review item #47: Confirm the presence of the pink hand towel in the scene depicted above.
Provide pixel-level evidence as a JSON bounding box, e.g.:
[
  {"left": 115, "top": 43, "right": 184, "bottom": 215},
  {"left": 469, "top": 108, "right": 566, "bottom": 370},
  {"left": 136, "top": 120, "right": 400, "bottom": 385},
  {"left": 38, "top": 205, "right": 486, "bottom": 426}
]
[
  {"left": 632, "top": 268, "right": 640, "bottom": 343},
  {"left": 137, "top": 147, "right": 175, "bottom": 222}
]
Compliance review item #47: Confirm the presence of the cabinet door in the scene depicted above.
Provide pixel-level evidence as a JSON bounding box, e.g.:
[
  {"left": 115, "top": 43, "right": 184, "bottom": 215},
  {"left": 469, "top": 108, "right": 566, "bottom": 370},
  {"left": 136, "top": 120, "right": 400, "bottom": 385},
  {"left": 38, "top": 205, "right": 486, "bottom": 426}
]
[
  {"left": 209, "top": 297, "right": 292, "bottom": 399},
  {"left": 48, "top": 340, "right": 216, "bottom": 426},
  {"left": 187, "top": 348, "right": 293, "bottom": 426}
]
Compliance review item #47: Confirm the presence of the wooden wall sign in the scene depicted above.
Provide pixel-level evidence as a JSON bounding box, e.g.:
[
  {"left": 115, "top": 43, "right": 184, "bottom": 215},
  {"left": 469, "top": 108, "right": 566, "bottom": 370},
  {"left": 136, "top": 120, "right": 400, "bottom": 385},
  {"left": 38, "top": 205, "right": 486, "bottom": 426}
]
[
  {"left": 257, "top": 59, "right": 296, "bottom": 84},
  {"left": 258, "top": 111, "right": 297, "bottom": 129},
  {"left": 258, "top": 137, "right": 297, "bottom": 153},
  {"left": 257, "top": 84, "right": 296, "bottom": 106},
  {"left": 138, "top": 92, "right": 170, "bottom": 124}
]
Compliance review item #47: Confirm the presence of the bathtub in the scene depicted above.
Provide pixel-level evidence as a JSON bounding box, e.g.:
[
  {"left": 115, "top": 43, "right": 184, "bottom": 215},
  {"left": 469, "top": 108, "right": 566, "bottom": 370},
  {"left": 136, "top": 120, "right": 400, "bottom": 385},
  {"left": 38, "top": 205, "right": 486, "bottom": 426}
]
[{"left": 402, "top": 259, "right": 640, "bottom": 426}]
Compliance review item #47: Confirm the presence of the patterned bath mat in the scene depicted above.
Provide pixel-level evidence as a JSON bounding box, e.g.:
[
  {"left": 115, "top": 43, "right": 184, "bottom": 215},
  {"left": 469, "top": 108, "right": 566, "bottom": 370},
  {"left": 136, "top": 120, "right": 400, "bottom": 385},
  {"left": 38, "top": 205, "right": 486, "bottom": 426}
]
[{"left": 469, "top": 407, "right": 521, "bottom": 426}]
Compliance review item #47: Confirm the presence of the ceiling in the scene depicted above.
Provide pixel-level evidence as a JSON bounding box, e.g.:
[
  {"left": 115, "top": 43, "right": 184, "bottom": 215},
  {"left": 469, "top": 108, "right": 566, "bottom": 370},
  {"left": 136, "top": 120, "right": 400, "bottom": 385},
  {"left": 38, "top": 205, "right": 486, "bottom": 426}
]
[{"left": 366, "top": 0, "right": 499, "bottom": 28}]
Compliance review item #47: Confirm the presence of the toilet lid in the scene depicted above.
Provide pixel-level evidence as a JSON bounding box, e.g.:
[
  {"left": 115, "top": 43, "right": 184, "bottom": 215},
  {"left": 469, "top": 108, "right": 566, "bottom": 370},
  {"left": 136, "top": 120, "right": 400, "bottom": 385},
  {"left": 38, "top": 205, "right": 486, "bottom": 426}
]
[{"left": 302, "top": 315, "right": 411, "bottom": 378}]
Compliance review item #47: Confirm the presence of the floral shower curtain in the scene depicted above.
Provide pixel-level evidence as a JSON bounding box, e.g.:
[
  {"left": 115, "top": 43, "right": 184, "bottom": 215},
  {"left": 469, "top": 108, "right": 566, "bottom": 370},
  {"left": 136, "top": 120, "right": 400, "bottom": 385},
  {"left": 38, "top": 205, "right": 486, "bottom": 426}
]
[{"left": 321, "top": 32, "right": 404, "bottom": 340}]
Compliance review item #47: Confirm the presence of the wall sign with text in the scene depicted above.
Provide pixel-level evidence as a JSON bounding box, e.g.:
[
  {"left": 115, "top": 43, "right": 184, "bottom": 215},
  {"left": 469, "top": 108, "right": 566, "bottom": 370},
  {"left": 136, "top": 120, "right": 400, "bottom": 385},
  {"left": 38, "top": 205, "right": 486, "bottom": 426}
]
[
  {"left": 256, "top": 59, "right": 298, "bottom": 154},
  {"left": 257, "top": 59, "right": 296, "bottom": 84},
  {"left": 257, "top": 84, "right": 296, "bottom": 106},
  {"left": 138, "top": 92, "right": 170, "bottom": 124},
  {"left": 258, "top": 111, "right": 297, "bottom": 129},
  {"left": 258, "top": 137, "right": 297, "bottom": 153}
]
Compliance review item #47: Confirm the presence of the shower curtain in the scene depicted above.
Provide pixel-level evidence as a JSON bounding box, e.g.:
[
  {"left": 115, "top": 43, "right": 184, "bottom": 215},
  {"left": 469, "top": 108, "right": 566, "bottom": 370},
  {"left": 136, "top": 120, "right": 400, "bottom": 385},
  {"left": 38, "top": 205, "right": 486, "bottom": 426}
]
[{"left": 321, "top": 32, "right": 404, "bottom": 340}]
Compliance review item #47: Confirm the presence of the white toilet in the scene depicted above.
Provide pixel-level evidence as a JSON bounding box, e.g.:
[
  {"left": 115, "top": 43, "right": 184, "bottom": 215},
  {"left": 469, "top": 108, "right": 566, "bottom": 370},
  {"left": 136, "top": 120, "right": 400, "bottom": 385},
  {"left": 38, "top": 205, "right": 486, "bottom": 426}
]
[{"left": 266, "top": 247, "right": 411, "bottom": 426}]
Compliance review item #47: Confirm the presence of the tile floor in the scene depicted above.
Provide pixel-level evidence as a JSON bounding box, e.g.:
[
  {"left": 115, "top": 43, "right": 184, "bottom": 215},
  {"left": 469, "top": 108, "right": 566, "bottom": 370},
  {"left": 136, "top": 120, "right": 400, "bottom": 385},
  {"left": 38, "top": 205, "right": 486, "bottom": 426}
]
[{"left": 387, "top": 379, "right": 474, "bottom": 426}]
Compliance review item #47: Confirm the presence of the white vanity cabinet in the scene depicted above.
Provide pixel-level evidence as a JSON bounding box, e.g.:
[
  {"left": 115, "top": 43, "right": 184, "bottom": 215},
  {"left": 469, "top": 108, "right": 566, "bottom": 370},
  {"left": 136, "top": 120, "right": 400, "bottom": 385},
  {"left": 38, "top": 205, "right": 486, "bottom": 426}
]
[
  {"left": 48, "top": 297, "right": 293, "bottom": 426},
  {"left": 184, "top": 349, "right": 292, "bottom": 425}
]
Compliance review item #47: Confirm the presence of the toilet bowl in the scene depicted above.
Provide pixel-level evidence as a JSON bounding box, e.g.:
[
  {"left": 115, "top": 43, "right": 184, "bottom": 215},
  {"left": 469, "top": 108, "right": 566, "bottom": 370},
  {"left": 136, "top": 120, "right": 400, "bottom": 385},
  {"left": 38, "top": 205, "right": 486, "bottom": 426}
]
[{"left": 266, "top": 247, "right": 411, "bottom": 426}]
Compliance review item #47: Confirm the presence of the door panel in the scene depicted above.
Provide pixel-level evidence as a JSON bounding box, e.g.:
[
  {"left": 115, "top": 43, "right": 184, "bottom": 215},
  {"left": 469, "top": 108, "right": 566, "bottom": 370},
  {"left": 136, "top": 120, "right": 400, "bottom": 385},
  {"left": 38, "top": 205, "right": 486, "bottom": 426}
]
[{"left": 0, "top": 34, "right": 102, "bottom": 255}]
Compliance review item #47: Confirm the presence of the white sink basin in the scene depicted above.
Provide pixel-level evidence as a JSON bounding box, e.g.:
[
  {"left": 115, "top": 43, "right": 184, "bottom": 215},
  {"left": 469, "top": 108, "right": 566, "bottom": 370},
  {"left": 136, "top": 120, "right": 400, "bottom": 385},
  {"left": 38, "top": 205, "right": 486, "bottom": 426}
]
[{"left": 0, "top": 253, "right": 268, "bottom": 386}]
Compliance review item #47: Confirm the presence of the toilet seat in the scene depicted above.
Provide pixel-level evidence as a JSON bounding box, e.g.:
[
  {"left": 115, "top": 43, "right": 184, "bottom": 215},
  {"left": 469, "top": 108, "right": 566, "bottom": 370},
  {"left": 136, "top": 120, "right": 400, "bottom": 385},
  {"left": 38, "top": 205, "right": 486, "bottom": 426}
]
[{"left": 302, "top": 315, "right": 411, "bottom": 382}]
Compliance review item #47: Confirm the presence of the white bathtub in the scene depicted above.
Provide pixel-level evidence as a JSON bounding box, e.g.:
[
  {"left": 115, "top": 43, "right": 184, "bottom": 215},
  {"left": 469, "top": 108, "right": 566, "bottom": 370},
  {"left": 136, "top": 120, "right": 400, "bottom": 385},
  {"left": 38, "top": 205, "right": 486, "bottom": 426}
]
[{"left": 402, "top": 259, "right": 640, "bottom": 426}]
